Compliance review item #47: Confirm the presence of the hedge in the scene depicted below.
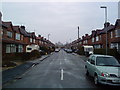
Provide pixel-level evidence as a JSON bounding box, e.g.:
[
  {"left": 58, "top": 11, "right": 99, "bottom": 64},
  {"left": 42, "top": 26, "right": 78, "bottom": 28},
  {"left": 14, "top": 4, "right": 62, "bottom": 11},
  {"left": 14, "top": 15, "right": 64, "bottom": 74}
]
[
  {"left": 94, "top": 48, "right": 120, "bottom": 62},
  {"left": 2, "top": 50, "right": 41, "bottom": 67}
]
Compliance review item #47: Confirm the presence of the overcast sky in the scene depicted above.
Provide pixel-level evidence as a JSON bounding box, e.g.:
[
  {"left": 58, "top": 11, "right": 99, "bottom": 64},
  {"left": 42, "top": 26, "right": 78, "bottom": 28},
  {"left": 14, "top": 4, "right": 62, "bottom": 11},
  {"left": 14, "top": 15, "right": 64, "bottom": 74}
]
[{"left": 1, "top": 1, "right": 119, "bottom": 44}]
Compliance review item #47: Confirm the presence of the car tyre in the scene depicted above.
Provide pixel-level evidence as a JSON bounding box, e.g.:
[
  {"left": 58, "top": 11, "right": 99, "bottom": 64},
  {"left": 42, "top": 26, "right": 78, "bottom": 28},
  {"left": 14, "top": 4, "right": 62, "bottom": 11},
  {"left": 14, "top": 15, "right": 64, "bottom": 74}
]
[
  {"left": 86, "top": 70, "right": 89, "bottom": 76},
  {"left": 94, "top": 75, "right": 99, "bottom": 86}
]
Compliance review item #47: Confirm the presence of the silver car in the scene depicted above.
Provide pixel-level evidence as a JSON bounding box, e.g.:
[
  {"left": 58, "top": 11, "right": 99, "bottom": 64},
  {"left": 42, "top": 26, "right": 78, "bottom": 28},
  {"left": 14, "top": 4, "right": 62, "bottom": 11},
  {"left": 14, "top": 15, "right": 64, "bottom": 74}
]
[{"left": 85, "top": 54, "right": 120, "bottom": 86}]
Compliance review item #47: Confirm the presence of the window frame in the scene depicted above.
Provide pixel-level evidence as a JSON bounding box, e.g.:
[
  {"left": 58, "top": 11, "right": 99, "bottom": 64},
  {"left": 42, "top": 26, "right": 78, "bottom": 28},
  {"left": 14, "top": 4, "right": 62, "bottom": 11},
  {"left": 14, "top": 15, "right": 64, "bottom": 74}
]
[
  {"left": 7, "top": 31, "right": 12, "bottom": 38},
  {"left": 16, "top": 33, "right": 21, "bottom": 40}
]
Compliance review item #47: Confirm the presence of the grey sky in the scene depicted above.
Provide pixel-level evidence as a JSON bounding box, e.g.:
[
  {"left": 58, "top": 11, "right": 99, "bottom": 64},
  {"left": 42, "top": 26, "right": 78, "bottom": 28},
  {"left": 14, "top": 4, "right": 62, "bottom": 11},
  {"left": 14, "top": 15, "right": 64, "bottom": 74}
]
[{"left": 1, "top": 2, "right": 118, "bottom": 44}]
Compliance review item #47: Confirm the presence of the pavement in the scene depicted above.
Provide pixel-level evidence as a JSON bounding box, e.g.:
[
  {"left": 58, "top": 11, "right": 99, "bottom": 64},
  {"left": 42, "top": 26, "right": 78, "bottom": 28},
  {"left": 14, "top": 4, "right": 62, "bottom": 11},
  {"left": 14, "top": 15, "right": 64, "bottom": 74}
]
[{"left": 2, "top": 54, "right": 50, "bottom": 85}]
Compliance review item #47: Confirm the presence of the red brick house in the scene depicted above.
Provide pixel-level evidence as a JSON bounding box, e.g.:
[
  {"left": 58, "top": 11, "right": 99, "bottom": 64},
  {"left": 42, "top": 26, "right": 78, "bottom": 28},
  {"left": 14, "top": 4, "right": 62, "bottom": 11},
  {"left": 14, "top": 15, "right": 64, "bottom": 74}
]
[
  {"left": 108, "top": 19, "right": 120, "bottom": 53},
  {"left": 19, "top": 26, "right": 31, "bottom": 52},
  {"left": 13, "top": 26, "right": 24, "bottom": 53},
  {"left": 2, "top": 21, "right": 16, "bottom": 54},
  {"left": 93, "top": 30, "right": 103, "bottom": 48}
]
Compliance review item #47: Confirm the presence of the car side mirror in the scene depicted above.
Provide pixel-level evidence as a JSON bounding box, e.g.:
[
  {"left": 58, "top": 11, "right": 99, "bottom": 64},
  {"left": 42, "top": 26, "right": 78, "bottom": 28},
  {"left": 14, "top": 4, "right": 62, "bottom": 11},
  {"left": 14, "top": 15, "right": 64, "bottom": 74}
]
[{"left": 90, "top": 60, "right": 95, "bottom": 65}]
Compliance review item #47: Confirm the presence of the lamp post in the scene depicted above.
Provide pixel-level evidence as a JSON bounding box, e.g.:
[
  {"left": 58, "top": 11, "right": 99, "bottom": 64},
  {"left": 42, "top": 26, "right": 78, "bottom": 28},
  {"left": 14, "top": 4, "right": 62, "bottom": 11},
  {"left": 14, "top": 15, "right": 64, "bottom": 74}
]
[
  {"left": 100, "top": 6, "right": 108, "bottom": 55},
  {"left": 77, "top": 26, "right": 79, "bottom": 46}
]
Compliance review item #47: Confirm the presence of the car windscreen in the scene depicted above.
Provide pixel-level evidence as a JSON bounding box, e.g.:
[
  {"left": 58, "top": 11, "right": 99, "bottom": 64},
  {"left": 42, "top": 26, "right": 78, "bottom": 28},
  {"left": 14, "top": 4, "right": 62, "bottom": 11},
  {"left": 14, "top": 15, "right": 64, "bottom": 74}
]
[
  {"left": 96, "top": 57, "right": 120, "bottom": 66},
  {"left": 84, "top": 48, "right": 93, "bottom": 52}
]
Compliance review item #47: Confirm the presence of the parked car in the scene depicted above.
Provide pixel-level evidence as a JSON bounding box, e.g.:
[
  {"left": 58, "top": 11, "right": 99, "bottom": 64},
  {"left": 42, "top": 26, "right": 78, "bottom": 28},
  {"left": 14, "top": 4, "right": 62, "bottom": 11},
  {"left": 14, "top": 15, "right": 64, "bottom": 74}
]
[
  {"left": 82, "top": 45, "right": 93, "bottom": 57},
  {"left": 85, "top": 54, "right": 120, "bottom": 86},
  {"left": 55, "top": 48, "right": 60, "bottom": 52},
  {"left": 66, "top": 49, "right": 73, "bottom": 53}
]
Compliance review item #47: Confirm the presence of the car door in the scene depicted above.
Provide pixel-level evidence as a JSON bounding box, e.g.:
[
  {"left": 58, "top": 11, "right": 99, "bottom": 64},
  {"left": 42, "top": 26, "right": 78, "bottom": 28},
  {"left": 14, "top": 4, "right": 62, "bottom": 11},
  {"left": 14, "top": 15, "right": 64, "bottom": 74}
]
[
  {"left": 89, "top": 56, "right": 96, "bottom": 77},
  {"left": 86, "top": 55, "right": 92, "bottom": 74}
]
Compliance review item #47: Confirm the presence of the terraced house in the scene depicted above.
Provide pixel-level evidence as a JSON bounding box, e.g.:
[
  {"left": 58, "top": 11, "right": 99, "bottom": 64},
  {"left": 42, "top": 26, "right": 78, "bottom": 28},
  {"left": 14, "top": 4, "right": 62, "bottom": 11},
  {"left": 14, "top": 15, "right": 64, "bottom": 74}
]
[
  {"left": 2, "top": 21, "right": 55, "bottom": 56},
  {"left": 70, "top": 19, "right": 120, "bottom": 53}
]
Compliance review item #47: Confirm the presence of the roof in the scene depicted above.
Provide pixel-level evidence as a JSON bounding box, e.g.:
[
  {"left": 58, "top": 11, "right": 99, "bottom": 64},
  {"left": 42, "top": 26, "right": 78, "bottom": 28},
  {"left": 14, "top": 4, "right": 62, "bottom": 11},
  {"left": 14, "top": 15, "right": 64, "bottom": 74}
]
[
  {"left": 91, "top": 30, "right": 96, "bottom": 37},
  {"left": 91, "top": 54, "right": 113, "bottom": 57},
  {"left": 96, "top": 29, "right": 102, "bottom": 35},
  {"left": 28, "top": 32, "right": 36, "bottom": 38},
  {"left": 115, "top": 19, "right": 120, "bottom": 27},
  {"left": 13, "top": 26, "right": 20, "bottom": 33},
  {"left": 100, "top": 25, "right": 115, "bottom": 34},
  {"left": 19, "top": 27, "right": 30, "bottom": 37},
  {"left": 36, "top": 37, "right": 42, "bottom": 40},
  {"left": 2, "top": 21, "right": 12, "bottom": 28}
]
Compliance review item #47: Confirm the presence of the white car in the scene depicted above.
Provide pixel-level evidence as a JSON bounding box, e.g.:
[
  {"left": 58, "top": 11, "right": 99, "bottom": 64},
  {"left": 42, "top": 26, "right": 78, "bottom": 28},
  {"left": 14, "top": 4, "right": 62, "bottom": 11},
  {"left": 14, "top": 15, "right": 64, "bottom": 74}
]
[{"left": 85, "top": 54, "right": 120, "bottom": 86}]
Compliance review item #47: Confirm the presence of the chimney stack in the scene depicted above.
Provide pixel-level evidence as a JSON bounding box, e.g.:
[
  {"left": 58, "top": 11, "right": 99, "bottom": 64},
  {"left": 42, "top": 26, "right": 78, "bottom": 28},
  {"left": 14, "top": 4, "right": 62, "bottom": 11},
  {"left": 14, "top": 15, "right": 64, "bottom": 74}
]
[
  {"left": 104, "top": 22, "right": 110, "bottom": 28},
  {"left": 20, "top": 26, "right": 25, "bottom": 29},
  {"left": 85, "top": 34, "right": 88, "bottom": 36},
  {"left": 38, "top": 35, "right": 41, "bottom": 37}
]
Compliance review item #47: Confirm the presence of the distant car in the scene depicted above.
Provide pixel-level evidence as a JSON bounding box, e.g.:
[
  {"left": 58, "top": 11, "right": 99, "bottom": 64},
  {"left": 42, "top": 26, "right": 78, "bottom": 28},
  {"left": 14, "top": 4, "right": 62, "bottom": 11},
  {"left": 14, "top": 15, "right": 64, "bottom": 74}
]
[
  {"left": 55, "top": 49, "right": 59, "bottom": 52},
  {"left": 66, "top": 49, "right": 73, "bottom": 53},
  {"left": 85, "top": 54, "right": 120, "bottom": 86}
]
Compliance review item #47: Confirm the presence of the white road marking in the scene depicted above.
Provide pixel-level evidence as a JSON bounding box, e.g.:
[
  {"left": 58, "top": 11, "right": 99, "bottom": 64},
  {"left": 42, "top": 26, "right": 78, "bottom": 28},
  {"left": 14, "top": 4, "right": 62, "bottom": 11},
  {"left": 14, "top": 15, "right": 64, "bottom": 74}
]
[{"left": 61, "top": 69, "right": 64, "bottom": 80}]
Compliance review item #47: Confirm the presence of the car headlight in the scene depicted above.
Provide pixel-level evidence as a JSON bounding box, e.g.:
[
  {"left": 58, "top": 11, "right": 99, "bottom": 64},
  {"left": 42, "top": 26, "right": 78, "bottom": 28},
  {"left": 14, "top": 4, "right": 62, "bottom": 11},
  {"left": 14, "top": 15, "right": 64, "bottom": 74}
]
[{"left": 101, "top": 72, "right": 110, "bottom": 77}]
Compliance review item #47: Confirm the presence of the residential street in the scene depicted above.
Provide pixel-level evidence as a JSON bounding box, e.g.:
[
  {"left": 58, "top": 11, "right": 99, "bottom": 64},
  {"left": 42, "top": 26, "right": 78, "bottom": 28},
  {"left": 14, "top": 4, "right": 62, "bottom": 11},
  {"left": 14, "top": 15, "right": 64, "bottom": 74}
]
[
  {"left": 3, "top": 50, "right": 96, "bottom": 88},
  {"left": 3, "top": 50, "right": 119, "bottom": 88}
]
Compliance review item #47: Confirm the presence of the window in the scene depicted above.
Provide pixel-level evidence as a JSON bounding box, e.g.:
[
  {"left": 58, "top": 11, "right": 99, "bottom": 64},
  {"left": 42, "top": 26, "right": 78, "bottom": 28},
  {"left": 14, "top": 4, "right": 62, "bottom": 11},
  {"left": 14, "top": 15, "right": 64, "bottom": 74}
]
[
  {"left": 115, "top": 29, "right": 120, "bottom": 37},
  {"left": 6, "top": 45, "right": 10, "bottom": 53},
  {"left": 16, "top": 33, "right": 20, "bottom": 40},
  {"left": 96, "top": 57, "right": 119, "bottom": 66},
  {"left": 85, "top": 40, "right": 87, "bottom": 44},
  {"left": 92, "top": 37, "right": 94, "bottom": 42},
  {"left": 18, "top": 45, "right": 23, "bottom": 52},
  {"left": 80, "top": 41, "right": 82, "bottom": 44},
  {"left": 33, "top": 39, "right": 35, "bottom": 43},
  {"left": 6, "top": 44, "right": 16, "bottom": 53},
  {"left": 110, "top": 43, "right": 118, "bottom": 49},
  {"left": 90, "top": 56, "right": 95, "bottom": 65},
  {"left": 7, "top": 31, "right": 12, "bottom": 38},
  {"left": 30, "top": 38, "right": 32, "bottom": 43},
  {"left": 96, "top": 36, "right": 99, "bottom": 41},
  {"left": 110, "top": 31, "right": 113, "bottom": 38},
  {"left": 83, "top": 41, "right": 85, "bottom": 44},
  {"left": 27, "top": 48, "right": 32, "bottom": 50}
]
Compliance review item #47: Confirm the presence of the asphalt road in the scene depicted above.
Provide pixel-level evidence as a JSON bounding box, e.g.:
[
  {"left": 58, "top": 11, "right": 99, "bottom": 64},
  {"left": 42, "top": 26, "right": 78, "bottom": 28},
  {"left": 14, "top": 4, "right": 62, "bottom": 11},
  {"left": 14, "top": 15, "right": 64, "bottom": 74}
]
[{"left": 3, "top": 50, "right": 118, "bottom": 88}]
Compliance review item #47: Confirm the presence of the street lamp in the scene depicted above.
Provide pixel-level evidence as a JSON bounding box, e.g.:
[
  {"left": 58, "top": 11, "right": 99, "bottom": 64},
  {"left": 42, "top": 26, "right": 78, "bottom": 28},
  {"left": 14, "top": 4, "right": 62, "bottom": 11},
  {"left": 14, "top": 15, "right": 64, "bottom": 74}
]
[
  {"left": 77, "top": 26, "right": 79, "bottom": 46},
  {"left": 100, "top": 6, "right": 108, "bottom": 55},
  {"left": 78, "top": 26, "right": 79, "bottom": 40}
]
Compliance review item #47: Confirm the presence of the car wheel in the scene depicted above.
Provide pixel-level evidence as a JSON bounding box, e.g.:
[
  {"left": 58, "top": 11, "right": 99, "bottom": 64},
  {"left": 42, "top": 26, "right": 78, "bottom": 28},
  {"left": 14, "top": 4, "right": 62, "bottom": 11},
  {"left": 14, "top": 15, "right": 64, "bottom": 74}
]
[
  {"left": 86, "top": 70, "right": 89, "bottom": 76},
  {"left": 94, "top": 75, "right": 99, "bottom": 85}
]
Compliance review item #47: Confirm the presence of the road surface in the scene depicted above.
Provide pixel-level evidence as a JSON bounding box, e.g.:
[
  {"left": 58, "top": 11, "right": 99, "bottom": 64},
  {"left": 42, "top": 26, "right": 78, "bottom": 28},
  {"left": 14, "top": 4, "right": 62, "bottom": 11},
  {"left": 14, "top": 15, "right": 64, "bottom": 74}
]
[{"left": 3, "top": 50, "right": 116, "bottom": 88}]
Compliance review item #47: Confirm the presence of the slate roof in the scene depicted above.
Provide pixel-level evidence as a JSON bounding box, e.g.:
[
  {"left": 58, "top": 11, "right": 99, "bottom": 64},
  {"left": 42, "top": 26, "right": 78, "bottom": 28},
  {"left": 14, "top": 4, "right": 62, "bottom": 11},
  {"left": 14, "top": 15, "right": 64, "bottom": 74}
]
[
  {"left": 19, "top": 26, "right": 30, "bottom": 37},
  {"left": 13, "top": 26, "right": 20, "bottom": 33},
  {"left": 115, "top": 19, "right": 120, "bottom": 27},
  {"left": 100, "top": 25, "right": 115, "bottom": 34},
  {"left": 2, "top": 21, "right": 12, "bottom": 28}
]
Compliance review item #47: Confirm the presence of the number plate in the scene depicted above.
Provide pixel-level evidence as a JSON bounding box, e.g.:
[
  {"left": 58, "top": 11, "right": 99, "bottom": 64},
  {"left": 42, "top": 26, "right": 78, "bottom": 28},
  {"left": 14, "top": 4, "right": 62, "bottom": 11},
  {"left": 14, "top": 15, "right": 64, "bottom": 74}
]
[{"left": 112, "top": 80, "right": 120, "bottom": 83}]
